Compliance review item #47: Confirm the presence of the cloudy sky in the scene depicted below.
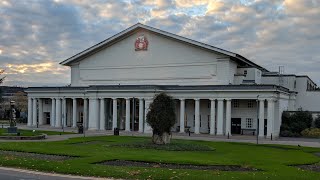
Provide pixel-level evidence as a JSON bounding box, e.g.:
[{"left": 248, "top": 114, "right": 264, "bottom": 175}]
[{"left": 0, "top": 0, "right": 319, "bottom": 86}]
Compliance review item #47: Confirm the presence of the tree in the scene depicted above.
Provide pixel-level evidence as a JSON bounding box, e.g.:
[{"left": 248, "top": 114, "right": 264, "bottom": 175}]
[
  {"left": 146, "top": 92, "right": 176, "bottom": 144},
  {"left": 280, "top": 110, "right": 313, "bottom": 137},
  {"left": 315, "top": 116, "right": 320, "bottom": 128},
  {"left": 13, "top": 91, "right": 27, "bottom": 112},
  {"left": 0, "top": 69, "right": 5, "bottom": 103}
]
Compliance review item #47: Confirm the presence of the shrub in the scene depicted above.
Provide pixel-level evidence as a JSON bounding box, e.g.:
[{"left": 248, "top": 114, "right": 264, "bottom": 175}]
[
  {"left": 301, "top": 128, "right": 320, "bottom": 138},
  {"left": 314, "top": 116, "right": 320, "bottom": 128},
  {"left": 147, "top": 92, "right": 176, "bottom": 144},
  {"left": 280, "top": 111, "right": 313, "bottom": 137}
]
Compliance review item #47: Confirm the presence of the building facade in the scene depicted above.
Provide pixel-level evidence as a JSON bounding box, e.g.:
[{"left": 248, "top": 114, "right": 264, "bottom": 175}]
[{"left": 26, "top": 23, "right": 319, "bottom": 138}]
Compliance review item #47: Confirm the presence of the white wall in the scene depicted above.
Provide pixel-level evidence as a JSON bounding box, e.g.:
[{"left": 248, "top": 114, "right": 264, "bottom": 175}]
[{"left": 70, "top": 29, "right": 237, "bottom": 86}]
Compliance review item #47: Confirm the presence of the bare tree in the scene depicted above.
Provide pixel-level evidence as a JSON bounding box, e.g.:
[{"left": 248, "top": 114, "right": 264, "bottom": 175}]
[
  {"left": 13, "top": 91, "right": 27, "bottom": 112},
  {"left": 0, "top": 69, "right": 5, "bottom": 85}
]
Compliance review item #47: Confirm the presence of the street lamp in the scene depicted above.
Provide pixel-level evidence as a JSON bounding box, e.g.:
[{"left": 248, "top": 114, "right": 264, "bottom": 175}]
[{"left": 256, "top": 95, "right": 259, "bottom": 144}]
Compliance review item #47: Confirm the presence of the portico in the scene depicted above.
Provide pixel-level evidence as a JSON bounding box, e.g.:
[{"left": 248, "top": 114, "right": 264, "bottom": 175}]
[{"left": 26, "top": 85, "right": 287, "bottom": 138}]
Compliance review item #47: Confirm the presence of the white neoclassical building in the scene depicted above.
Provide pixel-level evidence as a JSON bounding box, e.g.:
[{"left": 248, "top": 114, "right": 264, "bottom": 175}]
[{"left": 26, "top": 23, "right": 319, "bottom": 138}]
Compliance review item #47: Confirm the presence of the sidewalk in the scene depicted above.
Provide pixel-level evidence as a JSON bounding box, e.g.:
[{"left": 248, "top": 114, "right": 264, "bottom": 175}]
[{"left": 8, "top": 124, "right": 320, "bottom": 148}]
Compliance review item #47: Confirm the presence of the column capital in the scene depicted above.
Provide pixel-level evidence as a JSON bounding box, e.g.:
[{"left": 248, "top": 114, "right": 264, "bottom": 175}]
[
  {"left": 112, "top": 97, "right": 117, "bottom": 100},
  {"left": 72, "top": 97, "right": 77, "bottom": 100},
  {"left": 194, "top": 98, "right": 200, "bottom": 101},
  {"left": 209, "top": 98, "right": 216, "bottom": 101},
  {"left": 217, "top": 98, "right": 224, "bottom": 101},
  {"left": 125, "top": 97, "right": 131, "bottom": 100},
  {"left": 225, "top": 98, "right": 232, "bottom": 101},
  {"left": 98, "top": 97, "right": 105, "bottom": 100},
  {"left": 179, "top": 98, "right": 185, "bottom": 101},
  {"left": 88, "top": 97, "right": 98, "bottom": 100},
  {"left": 267, "top": 98, "right": 277, "bottom": 102},
  {"left": 258, "top": 98, "right": 266, "bottom": 102},
  {"left": 144, "top": 97, "right": 153, "bottom": 101}
]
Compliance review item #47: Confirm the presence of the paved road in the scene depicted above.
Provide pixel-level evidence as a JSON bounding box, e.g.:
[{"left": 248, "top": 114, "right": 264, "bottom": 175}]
[{"left": 0, "top": 167, "right": 109, "bottom": 180}]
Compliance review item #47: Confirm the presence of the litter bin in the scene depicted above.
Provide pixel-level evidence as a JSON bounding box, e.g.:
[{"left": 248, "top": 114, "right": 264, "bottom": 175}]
[
  {"left": 78, "top": 124, "right": 84, "bottom": 134},
  {"left": 114, "top": 128, "right": 119, "bottom": 136}
]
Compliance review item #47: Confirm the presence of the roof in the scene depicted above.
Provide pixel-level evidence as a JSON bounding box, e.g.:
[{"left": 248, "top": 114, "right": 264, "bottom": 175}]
[{"left": 59, "top": 23, "right": 268, "bottom": 72}]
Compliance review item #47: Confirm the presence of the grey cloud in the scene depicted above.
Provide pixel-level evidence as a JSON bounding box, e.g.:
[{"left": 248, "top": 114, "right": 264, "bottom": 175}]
[{"left": 0, "top": 0, "right": 319, "bottom": 86}]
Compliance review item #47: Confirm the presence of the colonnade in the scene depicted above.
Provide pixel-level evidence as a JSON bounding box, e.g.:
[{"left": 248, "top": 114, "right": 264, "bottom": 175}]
[
  {"left": 27, "top": 97, "right": 153, "bottom": 133},
  {"left": 27, "top": 97, "right": 276, "bottom": 137}
]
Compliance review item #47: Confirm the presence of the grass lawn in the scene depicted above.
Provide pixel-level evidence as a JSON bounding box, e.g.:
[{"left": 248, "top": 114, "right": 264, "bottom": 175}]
[
  {"left": 0, "top": 128, "right": 74, "bottom": 136},
  {"left": 0, "top": 136, "right": 319, "bottom": 179}
]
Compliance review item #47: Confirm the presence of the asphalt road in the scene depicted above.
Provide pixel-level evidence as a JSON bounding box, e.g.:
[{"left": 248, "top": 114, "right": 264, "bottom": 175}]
[{"left": 0, "top": 167, "right": 108, "bottom": 180}]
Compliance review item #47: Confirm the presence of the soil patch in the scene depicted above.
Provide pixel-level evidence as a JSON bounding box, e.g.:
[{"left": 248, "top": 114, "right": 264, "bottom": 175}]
[
  {"left": 0, "top": 150, "right": 75, "bottom": 161},
  {"left": 69, "top": 140, "right": 114, "bottom": 145},
  {"left": 98, "top": 160, "right": 259, "bottom": 171},
  {"left": 294, "top": 163, "right": 320, "bottom": 172},
  {"left": 314, "top": 152, "right": 320, "bottom": 157},
  {"left": 109, "top": 142, "right": 215, "bottom": 151}
]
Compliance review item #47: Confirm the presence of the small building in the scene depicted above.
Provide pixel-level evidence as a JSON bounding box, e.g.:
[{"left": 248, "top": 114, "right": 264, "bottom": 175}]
[{"left": 26, "top": 23, "right": 320, "bottom": 138}]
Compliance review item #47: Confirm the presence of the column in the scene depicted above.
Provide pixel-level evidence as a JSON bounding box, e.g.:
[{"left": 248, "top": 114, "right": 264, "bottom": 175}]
[
  {"left": 210, "top": 99, "right": 216, "bottom": 135},
  {"left": 194, "top": 98, "right": 200, "bottom": 134},
  {"left": 112, "top": 98, "right": 118, "bottom": 129},
  {"left": 51, "top": 98, "right": 56, "bottom": 127},
  {"left": 217, "top": 99, "right": 224, "bottom": 135},
  {"left": 72, "top": 98, "right": 77, "bottom": 128},
  {"left": 83, "top": 98, "right": 88, "bottom": 129},
  {"left": 225, "top": 99, "right": 231, "bottom": 136},
  {"left": 267, "top": 99, "right": 275, "bottom": 138},
  {"left": 179, "top": 98, "right": 185, "bottom": 133},
  {"left": 89, "top": 98, "right": 99, "bottom": 130},
  {"left": 38, "top": 99, "right": 43, "bottom": 125},
  {"left": 32, "top": 98, "right": 37, "bottom": 126},
  {"left": 144, "top": 99, "right": 152, "bottom": 133},
  {"left": 259, "top": 99, "right": 265, "bottom": 137},
  {"left": 138, "top": 98, "right": 144, "bottom": 133},
  {"left": 55, "top": 98, "right": 62, "bottom": 127},
  {"left": 27, "top": 97, "right": 32, "bottom": 126},
  {"left": 62, "top": 98, "right": 67, "bottom": 127},
  {"left": 99, "top": 98, "right": 105, "bottom": 130},
  {"left": 125, "top": 98, "right": 131, "bottom": 131}
]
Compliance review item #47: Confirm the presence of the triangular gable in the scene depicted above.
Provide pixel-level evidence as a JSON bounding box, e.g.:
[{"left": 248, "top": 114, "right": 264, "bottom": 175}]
[{"left": 59, "top": 23, "right": 268, "bottom": 72}]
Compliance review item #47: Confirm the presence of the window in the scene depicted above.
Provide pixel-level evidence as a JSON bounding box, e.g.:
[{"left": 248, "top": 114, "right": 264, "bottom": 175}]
[
  {"left": 247, "top": 100, "right": 254, "bottom": 108},
  {"left": 44, "top": 99, "right": 49, "bottom": 104},
  {"left": 246, "top": 118, "right": 253, "bottom": 128},
  {"left": 233, "top": 100, "right": 239, "bottom": 108},
  {"left": 244, "top": 70, "right": 247, "bottom": 76}
]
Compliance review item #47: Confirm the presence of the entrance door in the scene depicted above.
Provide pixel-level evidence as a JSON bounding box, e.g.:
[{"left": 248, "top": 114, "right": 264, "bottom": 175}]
[
  {"left": 231, "top": 118, "right": 241, "bottom": 134},
  {"left": 264, "top": 119, "right": 267, "bottom": 135},
  {"left": 45, "top": 113, "right": 50, "bottom": 124}
]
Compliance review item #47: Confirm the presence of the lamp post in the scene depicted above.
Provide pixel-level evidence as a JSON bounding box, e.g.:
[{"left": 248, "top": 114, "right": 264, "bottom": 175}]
[{"left": 256, "top": 95, "right": 259, "bottom": 144}]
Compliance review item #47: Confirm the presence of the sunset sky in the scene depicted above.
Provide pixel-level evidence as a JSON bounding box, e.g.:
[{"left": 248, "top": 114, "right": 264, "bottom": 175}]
[{"left": 0, "top": 0, "right": 319, "bottom": 86}]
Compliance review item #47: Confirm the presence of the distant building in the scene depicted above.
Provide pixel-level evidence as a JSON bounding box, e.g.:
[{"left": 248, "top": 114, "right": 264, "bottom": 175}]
[{"left": 26, "top": 23, "right": 320, "bottom": 138}]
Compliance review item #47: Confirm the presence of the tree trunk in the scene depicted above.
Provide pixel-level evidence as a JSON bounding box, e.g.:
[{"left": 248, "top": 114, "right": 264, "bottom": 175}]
[{"left": 152, "top": 132, "right": 171, "bottom": 145}]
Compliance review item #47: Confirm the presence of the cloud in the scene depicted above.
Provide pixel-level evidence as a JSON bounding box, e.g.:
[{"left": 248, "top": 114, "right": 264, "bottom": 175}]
[{"left": 0, "top": 0, "right": 319, "bottom": 86}]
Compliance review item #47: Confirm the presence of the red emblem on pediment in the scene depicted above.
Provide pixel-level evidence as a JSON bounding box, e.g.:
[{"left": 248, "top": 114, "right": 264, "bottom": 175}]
[{"left": 135, "top": 35, "right": 148, "bottom": 51}]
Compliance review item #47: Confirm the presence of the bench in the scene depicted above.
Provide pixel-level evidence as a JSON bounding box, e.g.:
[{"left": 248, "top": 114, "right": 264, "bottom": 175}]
[{"left": 241, "top": 129, "right": 256, "bottom": 136}]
